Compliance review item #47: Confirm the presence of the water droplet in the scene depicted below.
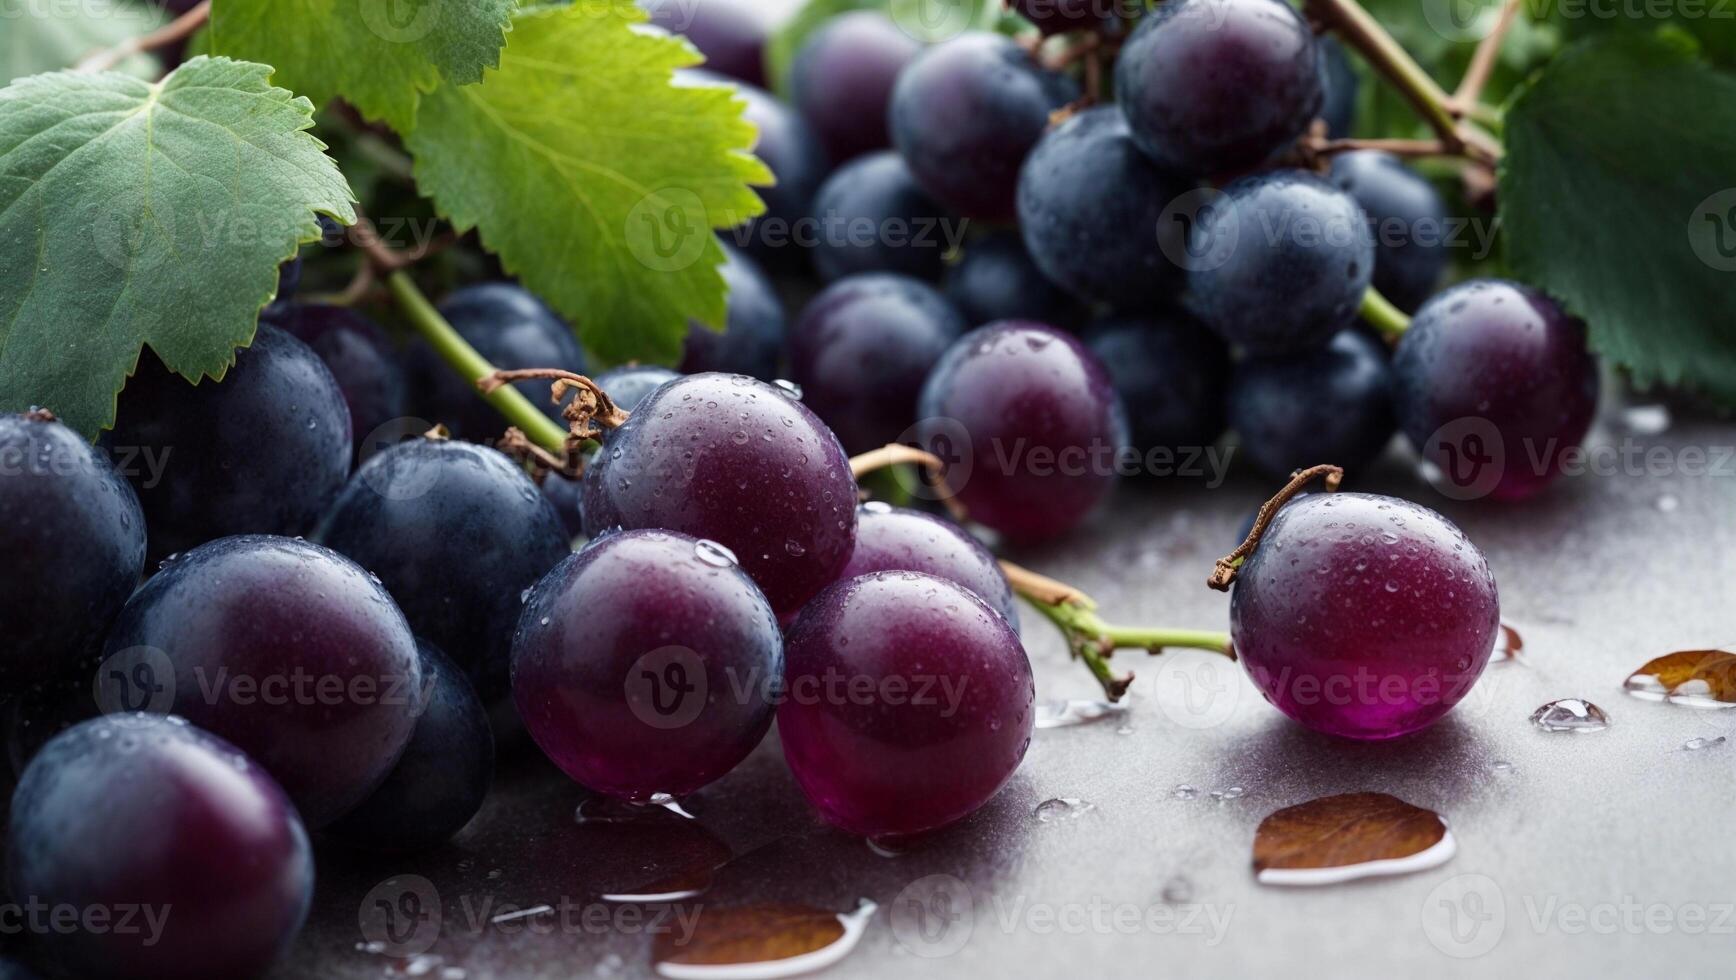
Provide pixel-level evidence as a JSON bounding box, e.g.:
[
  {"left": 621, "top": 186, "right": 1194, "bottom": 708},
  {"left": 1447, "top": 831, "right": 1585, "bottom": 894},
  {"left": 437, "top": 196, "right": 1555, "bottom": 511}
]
[
  {"left": 1491, "top": 759, "right": 1514, "bottom": 773},
  {"left": 1173, "top": 784, "right": 1198, "bottom": 800},
  {"left": 773, "top": 379, "right": 803, "bottom": 400},
  {"left": 1160, "top": 876, "right": 1194, "bottom": 903},
  {"left": 1621, "top": 404, "right": 1672, "bottom": 436},
  {"left": 861, "top": 500, "right": 893, "bottom": 515},
  {"left": 1208, "top": 786, "right": 1245, "bottom": 802},
  {"left": 1035, "top": 797, "right": 1095, "bottom": 822},
  {"left": 784, "top": 539, "right": 806, "bottom": 557},
  {"left": 1034, "top": 699, "right": 1126, "bottom": 729},
  {"left": 694, "top": 539, "right": 738, "bottom": 567},
  {"left": 1530, "top": 698, "right": 1609, "bottom": 733},
  {"left": 1682, "top": 736, "right": 1726, "bottom": 751},
  {"left": 1656, "top": 493, "right": 1680, "bottom": 513}
]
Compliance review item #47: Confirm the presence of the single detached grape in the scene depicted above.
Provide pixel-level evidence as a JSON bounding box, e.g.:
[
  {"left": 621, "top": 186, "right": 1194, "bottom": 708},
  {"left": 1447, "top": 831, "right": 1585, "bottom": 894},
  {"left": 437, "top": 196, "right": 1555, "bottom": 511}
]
[
  {"left": 1084, "top": 314, "right": 1230, "bottom": 459},
  {"left": 1185, "top": 170, "right": 1373, "bottom": 355},
  {"left": 1330, "top": 151, "right": 1449, "bottom": 312},
  {"left": 327, "top": 641, "right": 494, "bottom": 853},
  {"left": 646, "top": 0, "right": 769, "bottom": 87},
  {"left": 0, "top": 412, "right": 145, "bottom": 690},
  {"left": 944, "top": 232, "right": 1078, "bottom": 327},
  {"left": 594, "top": 365, "right": 681, "bottom": 415},
  {"left": 1317, "top": 37, "right": 1359, "bottom": 139},
  {"left": 409, "top": 283, "right": 587, "bottom": 440},
  {"left": 809, "top": 152, "right": 956, "bottom": 282},
  {"left": 1229, "top": 492, "right": 1500, "bottom": 739},
  {"left": 1230, "top": 329, "right": 1396, "bottom": 478},
  {"left": 1115, "top": 0, "right": 1322, "bottom": 176},
  {"left": 107, "top": 324, "right": 352, "bottom": 565},
  {"left": 316, "top": 436, "right": 571, "bottom": 698},
  {"left": 919, "top": 322, "right": 1127, "bottom": 543},
  {"left": 889, "top": 33, "right": 1080, "bottom": 222},
  {"left": 678, "top": 72, "right": 826, "bottom": 270},
  {"left": 790, "top": 11, "right": 921, "bottom": 162},
  {"left": 266, "top": 303, "right": 408, "bottom": 458},
  {"left": 1017, "top": 106, "right": 1195, "bottom": 310},
  {"left": 514, "top": 530, "right": 782, "bottom": 800},
  {"left": 1392, "top": 280, "right": 1600, "bottom": 501},
  {"left": 581, "top": 374, "right": 858, "bottom": 617},
  {"left": 7, "top": 715, "right": 312, "bottom": 980},
  {"left": 678, "top": 245, "right": 787, "bottom": 381},
  {"left": 780, "top": 572, "right": 1034, "bottom": 837},
  {"left": 841, "top": 502, "right": 1020, "bottom": 631},
  {"left": 789, "top": 273, "right": 966, "bottom": 454},
  {"left": 100, "top": 535, "right": 423, "bottom": 827}
]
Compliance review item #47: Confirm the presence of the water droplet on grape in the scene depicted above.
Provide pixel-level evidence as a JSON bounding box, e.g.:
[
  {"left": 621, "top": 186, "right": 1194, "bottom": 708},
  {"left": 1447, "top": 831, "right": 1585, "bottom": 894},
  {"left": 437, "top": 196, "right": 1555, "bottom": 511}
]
[{"left": 693, "top": 539, "right": 738, "bottom": 567}]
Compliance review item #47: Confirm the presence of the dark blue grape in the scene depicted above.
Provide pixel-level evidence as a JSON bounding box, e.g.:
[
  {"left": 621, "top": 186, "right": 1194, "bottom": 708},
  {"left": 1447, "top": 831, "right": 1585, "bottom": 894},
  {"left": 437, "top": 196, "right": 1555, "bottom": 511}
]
[
  {"left": 540, "top": 473, "right": 587, "bottom": 541},
  {"left": 107, "top": 324, "right": 352, "bottom": 565},
  {"left": 788, "top": 274, "right": 965, "bottom": 454},
  {"left": 1010, "top": 0, "right": 1134, "bottom": 33},
  {"left": 275, "top": 255, "right": 302, "bottom": 306},
  {"left": 1318, "top": 36, "right": 1358, "bottom": 138},
  {"left": 790, "top": 11, "right": 921, "bottom": 163},
  {"left": 1185, "top": 170, "right": 1373, "bottom": 355},
  {"left": 1230, "top": 328, "right": 1395, "bottom": 477},
  {"left": 1115, "top": 0, "right": 1322, "bottom": 176},
  {"left": 594, "top": 365, "right": 681, "bottom": 413},
  {"left": 100, "top": 535, "right": 423, "bottom": 827},
  {"left": 1017, "top": 107, "right": 1195, "bottom": 310},
  {"left": 890, "top": 33, "right": 1079, "bottom": 222},
  {"left": 327, "top": 640, "right": 493, "bottom": 853},
  {"left": 678, "top": 245, "right": 786, "bottom": 380},
  {"left": 810, "top": 151, "right": 957, "bottom": 283},
  {"left": 944, "top": 232, "right": 1079, "bottom": 327},
  {"left": 646, "top": 0, "right": 769, "bottom": 87},
  {"left": 1084, "top": 314, "right": 1230, "bottom": 458},
  {"left": 0, "top": 412, "right": 145, "bottom": 691},
  {"left": 409, "top": 283, "right": 587, "bottom": 441},
  {"left": 316, "top": 437, "right": 570, "bottom": 698},
  {"left": 266, "top": 303, "right": 408, "bottom": 458},
  {"left": 1330, "top": 150, "right": 1449, "bottom": 312},
  {"left": 840, "top": 502, "right": 1019, "bottom": 630},
  {"left": 7, "top": 715, "right": 312, "bottom": 980},
  {"left": 514, "top": 529, "right": 782, "bottom": 800}
]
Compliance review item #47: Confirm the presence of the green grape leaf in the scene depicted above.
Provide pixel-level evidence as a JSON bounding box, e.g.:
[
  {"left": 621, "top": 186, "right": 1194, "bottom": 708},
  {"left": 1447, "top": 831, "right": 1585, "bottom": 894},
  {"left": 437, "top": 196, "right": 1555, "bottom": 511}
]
[
  {"left": 765, "top": 0, "right": 1008, "bottom": 96},
  {"left": 207, "top": 0, "right": 516, "bottom": 130},
  {"left": 406, "top": 2, "right": 772, "bottom": 365},
  {"left": 2, "top": 0, "right": 166, "bottom": 84},
  {"left": 0, "top": 57, "right": 357, "bottom": 437},
  {"left": 1500, "top": 31, "right": 1736, "bottom": 404}
]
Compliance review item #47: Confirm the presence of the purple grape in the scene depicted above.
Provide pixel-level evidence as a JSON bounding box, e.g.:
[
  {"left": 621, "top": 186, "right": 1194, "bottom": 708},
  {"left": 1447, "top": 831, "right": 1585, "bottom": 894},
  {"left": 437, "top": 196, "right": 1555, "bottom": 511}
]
[
  {"left": 1115, "top": 0, "right": 1322, "bottom": 176},
  {"left": 779, "top": 572, "right": 1033, "bottom": 837},
  {"left": 678, "top": 245, "right": 787, "bottom": 381},
  {"left": 889, "top": 33, "right": 1079, "bottom": 222},
  {"left": 1185, "top": 170, "right": 1373, "bottom": 355},
  {"left": 645, "top": 0, "right": 769, "bottom": 87},
  {"left": 788, "top": 274, "right": 965, "bottom": 454},
  {"left": 1318, "top": 36, "right": 1358, "bottom": 139},
  {"left": 1016, "top": 106, "right": 1195, "bottom": 310},
  {"left": 1085, "top": 314, "right": 1230, "bottom": 458},
  {"left": 1229, "top": 492, "right": 1500, "bottom": 739},
  {"left": 809, "top": 151, "right": 956, "bottom": 283},
  {"left": 1392, "top": 280, "right": 1599, "bottom": 501},
  {"left": 841, "top": 502, "right": 1019, "bottom": 631},
  {"left": 581, "top": 374, "right": 858, "bottom": 617},
  {"left": 327, "top": 641, "right": 493, "bottom": 853},
  {"left": 1009, "top": 0, "right": 1129, "bottom": 34},
  {"left": 265, "top": 303, "right": 408, "bottom": 458},
  {"left": 0, "top": 412, "right": 145, "bottom": 690},
  {"left": 513, "top": 530, "right": 781, "bottom": 800},
  {"left": 409, "top": 283, "right": 587, "bottom": 441},
  {"left": 1330, "top": 150, "right": 1449, "bottom": 312},
  {"left": 918, "top": 322, "right": 1127, "bottom": 543},
  {"left": 1230, "top": 329, "right": 1396, "bottom": 478},
  {"left": 7, "top": 715, "right": 312, "bottom": 980},
  {"left": 106, "top": 324, "right": 352, "bottom": 565},
  {"left": 99, "top": 535, "right": 423, "bottom": 827},
  {"left": 316, "top": 437, "right": 571, "bottom": 698},
  {"left": 789, "top": 12, "right": 921, "bottom": 163},
  {"left": 944, "top": 232, "right": 1078, "bottom": 327}
]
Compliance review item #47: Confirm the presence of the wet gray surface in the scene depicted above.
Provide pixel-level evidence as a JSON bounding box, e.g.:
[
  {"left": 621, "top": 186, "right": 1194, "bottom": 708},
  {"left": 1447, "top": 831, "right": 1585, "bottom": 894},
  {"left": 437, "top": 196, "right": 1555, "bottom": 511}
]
[{"left": 284, "top": 406, "right": 1736, "bottom": 979}]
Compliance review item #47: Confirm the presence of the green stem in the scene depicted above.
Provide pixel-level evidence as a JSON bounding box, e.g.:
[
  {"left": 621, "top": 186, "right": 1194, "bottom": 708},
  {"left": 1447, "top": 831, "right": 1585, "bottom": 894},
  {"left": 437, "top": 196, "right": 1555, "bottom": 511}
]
[
  {"left": 1360, "top": 286, "right": 1412, "bottom": 339},
  {"left": 385, "top": 270, "right": 569, "bottom": 454}
]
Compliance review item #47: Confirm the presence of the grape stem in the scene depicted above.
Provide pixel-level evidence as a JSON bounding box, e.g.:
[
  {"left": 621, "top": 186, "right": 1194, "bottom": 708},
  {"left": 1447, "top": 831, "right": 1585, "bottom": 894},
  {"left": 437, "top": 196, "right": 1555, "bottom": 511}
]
[
  {"left": 1452, "top": 0, "right": 1524, "bottom": 110},
  {"left": 847, "top": 444, "right": 968, "bottom": 521},
  {"left": 1000, "top": 560, "right": 1234, "bottom": 702},
  {"left": 1209, "top": 464, "right": 1345, "bottom": 591},
  {"left": 76, "top": 0, "right": 210, "bottom": 73},
  {"left": 477, "top": 368, "right": 628, "bottom": 478},
  {"left": 1360, "top": 286, "right": 1413, "bottom": 339}
]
